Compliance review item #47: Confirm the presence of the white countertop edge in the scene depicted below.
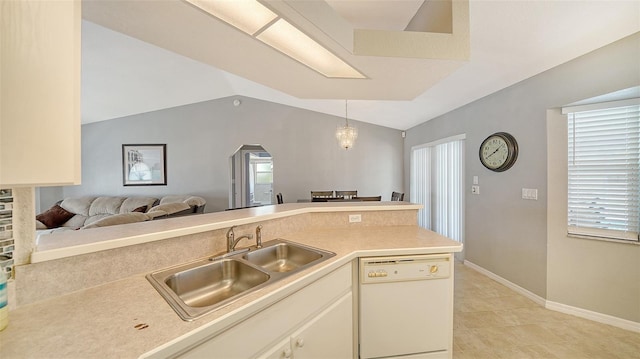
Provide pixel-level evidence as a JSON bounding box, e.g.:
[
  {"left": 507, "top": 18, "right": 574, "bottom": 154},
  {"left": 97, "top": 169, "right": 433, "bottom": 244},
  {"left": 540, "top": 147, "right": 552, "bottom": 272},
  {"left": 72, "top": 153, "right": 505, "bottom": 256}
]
[
  {"left": 31, "top": 203, "right": 422, "bottom": 263},
  {"left": 139, "top": 245, "right": 460, "bottom": 358}
]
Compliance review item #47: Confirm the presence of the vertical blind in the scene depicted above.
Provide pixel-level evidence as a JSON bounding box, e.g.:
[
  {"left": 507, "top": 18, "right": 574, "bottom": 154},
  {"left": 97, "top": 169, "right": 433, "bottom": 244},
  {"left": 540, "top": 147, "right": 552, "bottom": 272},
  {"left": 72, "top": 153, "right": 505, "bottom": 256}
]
[
  {"left": 566, "top": 103, "right": 640, "bottom": 242},
  {"left": 411, "top": 147, "right": 431, "bottom": 229},
  {"left": 433, "top": 141, "right": 464, "bottom": 242},
  {"left": 411, "top": 137, "right": 465, "bottom": 242}
]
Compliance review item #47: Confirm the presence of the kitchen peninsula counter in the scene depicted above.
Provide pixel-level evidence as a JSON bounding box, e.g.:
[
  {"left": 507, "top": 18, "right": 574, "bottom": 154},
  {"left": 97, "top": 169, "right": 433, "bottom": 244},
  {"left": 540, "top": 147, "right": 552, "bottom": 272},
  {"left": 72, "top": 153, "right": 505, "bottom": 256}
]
[
  {"left": 33, "top": 202, "right": 423, "bottom": 262},
  {"left": 1, "top": 203, "right": 462, "bottom": 358}
]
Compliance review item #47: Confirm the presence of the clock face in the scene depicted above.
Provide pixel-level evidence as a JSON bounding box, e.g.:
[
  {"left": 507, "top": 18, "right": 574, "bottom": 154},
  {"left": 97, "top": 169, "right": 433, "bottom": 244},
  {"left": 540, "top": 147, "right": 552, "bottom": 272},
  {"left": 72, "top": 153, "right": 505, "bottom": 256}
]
[
  {"left": 481, "top": 136, "right": 509, "bottom": 169},
  {"left": 479, "top": 132, "right": 518, "bottom": 172}
]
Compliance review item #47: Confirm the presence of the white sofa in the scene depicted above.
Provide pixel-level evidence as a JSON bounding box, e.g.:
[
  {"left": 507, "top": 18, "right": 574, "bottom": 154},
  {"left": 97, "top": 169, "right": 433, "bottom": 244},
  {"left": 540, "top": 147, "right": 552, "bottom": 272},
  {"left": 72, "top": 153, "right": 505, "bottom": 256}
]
[{"left": 35, "top": 195, "right": 206, "bottom": 234}]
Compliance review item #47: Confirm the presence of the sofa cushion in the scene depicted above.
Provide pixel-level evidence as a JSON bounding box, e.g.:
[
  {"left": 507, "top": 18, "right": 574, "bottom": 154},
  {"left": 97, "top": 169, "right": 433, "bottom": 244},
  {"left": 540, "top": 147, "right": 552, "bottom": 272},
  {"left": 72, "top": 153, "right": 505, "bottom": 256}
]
[
  {"left": 83, "top": 214, "right": 112, "bottom": 227},
  {"left": 149, "top": 202, "right": 191, "bottom": 215},
  {"left": 158, "top": 195, "right": 186, "bottom": 205},
  {"left": 89, "top": 197, "right": 126, "bottom": 216},
  {"left": 36, "top": 205, "right": 75, "bottom": 229},
  {"left": 81, "top": 212, "right": 151, "bottom": 229},
  {"left": 158, "top": 195, "right": 206, "bottom": 213},
  {"left": 146, "top": 210, "right": 168, "bottom": 219},
  {"left": 119, "top": 197, "right": 158, "bottom": 214},
  {"left": 60, "top": 197, "right": 97, "bottom": 216},
  {"left": 63, "top": 214, "right": 88, "bottom": 229},
  {"left": 183, "top": 196, "right": 206, "bottom": 207}
]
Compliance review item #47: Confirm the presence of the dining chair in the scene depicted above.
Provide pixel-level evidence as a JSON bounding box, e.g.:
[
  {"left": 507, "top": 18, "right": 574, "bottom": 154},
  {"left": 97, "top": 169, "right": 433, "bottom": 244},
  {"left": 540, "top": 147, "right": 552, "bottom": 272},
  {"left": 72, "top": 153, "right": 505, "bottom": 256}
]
[
  {"left": 311, "top": 191, "right": 334, "bottom": 198},
  {"left": 391, "top": 192, "right": 405, "bottom": 201},
  {"left": 276, "top": 193, "right": 283, "bottom": 204},
  {"left": 353, "top": 196, "right": 382, "bottom": 201},
  {"left": 335, "top": 190, "right": 357, "bottom": 199}
]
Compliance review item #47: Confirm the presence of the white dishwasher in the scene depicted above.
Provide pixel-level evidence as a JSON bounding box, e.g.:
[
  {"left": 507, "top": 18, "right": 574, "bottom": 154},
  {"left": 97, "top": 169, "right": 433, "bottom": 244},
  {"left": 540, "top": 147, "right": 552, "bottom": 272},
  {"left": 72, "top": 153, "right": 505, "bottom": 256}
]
[{"left": 359, "top": 254, "right": 453, "bottom": 359}]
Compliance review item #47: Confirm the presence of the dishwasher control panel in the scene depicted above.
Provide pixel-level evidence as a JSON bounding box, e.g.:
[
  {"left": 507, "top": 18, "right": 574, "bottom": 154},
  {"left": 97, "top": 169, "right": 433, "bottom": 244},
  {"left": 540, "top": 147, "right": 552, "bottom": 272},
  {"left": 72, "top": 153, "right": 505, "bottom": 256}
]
[{"left": 360, "top": 254, "right": 451, "bottom": 284}]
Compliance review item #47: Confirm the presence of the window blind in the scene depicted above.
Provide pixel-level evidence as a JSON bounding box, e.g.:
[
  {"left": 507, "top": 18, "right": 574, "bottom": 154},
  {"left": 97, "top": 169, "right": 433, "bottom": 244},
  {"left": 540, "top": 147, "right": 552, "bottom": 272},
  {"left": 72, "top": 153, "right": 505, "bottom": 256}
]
[
  {"left": 410, "top": 137, "right": 465, "bottom": 242},
  {"left": 433, "top": 141, "right": 464, "bottom": 242},
  {"left": 567, "top": 103, "right": 640, "bottom": 242},
  {"left": 411, "top": 146, "right": 431, "bottom": 229}
]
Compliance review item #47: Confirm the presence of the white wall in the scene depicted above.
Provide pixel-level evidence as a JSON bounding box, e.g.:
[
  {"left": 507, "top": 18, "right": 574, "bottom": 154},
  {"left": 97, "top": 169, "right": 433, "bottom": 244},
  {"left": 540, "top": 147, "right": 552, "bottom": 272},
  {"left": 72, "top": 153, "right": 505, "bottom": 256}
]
[
  {"left": 39, "top": 96, "right": 404, "bottom": 212},
  {"left": 405, "top": 32, "right": 639, "bottom": 322}
]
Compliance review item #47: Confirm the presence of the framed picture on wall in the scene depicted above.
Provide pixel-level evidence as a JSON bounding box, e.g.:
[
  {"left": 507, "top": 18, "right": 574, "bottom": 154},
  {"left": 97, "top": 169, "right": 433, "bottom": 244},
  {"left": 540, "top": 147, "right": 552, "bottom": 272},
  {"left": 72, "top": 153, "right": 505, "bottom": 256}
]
[{"left": 122, "top": 144, "right": 167, "bottom": 186}]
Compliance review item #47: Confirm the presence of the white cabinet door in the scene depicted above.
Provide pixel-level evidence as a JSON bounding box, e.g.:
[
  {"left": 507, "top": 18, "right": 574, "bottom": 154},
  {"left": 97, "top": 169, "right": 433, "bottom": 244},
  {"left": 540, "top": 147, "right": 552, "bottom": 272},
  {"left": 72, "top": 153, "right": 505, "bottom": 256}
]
[
  {"left": 1, "top": 0, "right": 81, "bottom": 186},
  {"left": 290, "top": 292, "right": 353, "bottom": 359}
]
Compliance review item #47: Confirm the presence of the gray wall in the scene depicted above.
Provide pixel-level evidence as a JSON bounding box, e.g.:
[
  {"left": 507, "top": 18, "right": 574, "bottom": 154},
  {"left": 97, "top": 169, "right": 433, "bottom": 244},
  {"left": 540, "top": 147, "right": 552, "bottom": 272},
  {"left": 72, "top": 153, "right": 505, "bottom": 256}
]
[
  {"left": 404, "top": 31, "right": 639, "bottom": 315},
  {"left": 39, "top": 96, "right": 404, "bottom": 212},
  {"left": 547, "top": 109, "right": 640, "bottom": 323}
]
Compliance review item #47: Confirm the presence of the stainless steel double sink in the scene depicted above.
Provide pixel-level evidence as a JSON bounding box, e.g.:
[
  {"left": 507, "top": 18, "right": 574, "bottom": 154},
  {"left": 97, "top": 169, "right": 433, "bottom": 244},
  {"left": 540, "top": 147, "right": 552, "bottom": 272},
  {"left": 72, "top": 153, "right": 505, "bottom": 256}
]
[{"left": 146, "top": 239, "right": 335, "bottom": 321}]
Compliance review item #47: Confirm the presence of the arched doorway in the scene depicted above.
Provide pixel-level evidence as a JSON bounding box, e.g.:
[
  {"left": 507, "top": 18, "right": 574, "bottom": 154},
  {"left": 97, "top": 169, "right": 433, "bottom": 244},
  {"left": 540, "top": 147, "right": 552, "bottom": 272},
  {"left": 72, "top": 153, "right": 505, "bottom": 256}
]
[{"left": 229, "top": 145, "right": 273, "bottom": 209}]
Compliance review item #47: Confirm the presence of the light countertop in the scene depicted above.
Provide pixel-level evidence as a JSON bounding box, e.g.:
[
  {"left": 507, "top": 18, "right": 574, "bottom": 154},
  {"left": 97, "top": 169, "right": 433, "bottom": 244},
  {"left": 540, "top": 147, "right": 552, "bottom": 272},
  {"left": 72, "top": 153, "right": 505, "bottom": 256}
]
[
  {"left": 33, "top": 202, "right": 422, "bottom": 262},
  {"left": 1, "top": 225, "right": 461, "bottom": 358}
]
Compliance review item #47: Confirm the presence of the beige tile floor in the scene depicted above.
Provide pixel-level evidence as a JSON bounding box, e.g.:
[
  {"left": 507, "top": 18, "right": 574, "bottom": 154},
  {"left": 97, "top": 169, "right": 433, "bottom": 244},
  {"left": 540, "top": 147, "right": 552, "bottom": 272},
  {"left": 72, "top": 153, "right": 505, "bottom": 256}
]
[{"left": 453, "top": 262, "right": 640, "bottom": 359}]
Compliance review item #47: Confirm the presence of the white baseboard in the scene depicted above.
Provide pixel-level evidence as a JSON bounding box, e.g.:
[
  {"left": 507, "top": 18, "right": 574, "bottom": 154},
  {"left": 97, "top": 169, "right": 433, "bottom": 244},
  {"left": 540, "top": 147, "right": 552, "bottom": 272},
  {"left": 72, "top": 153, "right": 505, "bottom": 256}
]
[
  {"left": 462, "top": 260, "right": 640, "bottom": 333},
  {"left": 546, "top": 300, "right": 640, "bottom": 333}
]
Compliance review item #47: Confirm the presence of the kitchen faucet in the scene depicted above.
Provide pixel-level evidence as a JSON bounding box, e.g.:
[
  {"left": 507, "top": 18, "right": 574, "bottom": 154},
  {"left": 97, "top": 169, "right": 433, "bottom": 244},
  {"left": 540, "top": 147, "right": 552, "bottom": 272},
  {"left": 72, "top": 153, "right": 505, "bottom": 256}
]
[
  {"left": 226, "top": 226, "right": 253, "bottom": 253},
  {"left": 255, "top": 225, "right": 263, "bottom": 248}
]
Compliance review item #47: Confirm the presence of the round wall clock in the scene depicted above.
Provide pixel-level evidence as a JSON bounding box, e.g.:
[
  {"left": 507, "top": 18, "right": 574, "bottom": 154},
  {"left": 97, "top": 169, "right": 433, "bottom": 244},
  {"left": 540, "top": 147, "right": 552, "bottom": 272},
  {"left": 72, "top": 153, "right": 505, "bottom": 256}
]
[{"left": 479, "top": 132, "right": 518, "bottom": 172}]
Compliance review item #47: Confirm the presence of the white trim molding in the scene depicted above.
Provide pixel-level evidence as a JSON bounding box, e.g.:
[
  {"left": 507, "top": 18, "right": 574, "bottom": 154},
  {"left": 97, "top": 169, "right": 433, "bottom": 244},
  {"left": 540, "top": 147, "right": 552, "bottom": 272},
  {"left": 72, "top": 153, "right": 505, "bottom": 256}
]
[
  {"left": 561, "top": 97, "right": 640, "bottom": 114},
  {"left": 545, "top": 301, "right": 640, "bottom": 333},
  {"left": 411, "top": 133, "right": 466, "bottom": 151},
  {"left": 463, "top": 260, "right": 640, "bottom": 333}
]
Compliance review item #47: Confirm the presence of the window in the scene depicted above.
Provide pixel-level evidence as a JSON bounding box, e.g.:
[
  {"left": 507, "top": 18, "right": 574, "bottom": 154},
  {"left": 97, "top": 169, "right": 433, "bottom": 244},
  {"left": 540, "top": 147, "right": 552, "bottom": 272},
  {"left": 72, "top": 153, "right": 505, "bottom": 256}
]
[
  {"left": 255, "top": 162, "right": 273, "bottom": 184},
  {"left": 564, "top": 99, "right": 639, "bottom": 242},
  {"left": 410, "top": 135, "right": 465, "bottom": 243}
]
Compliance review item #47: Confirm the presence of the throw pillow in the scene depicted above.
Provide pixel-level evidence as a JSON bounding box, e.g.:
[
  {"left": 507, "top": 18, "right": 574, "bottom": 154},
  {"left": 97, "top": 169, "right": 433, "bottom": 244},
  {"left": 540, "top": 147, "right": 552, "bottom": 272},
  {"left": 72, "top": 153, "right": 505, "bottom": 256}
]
[
  {"left": 36, "top": 205, "right": 75, "bottom": 229},
  {"left": 132, "top": 205, "right": 147, "bottom": 213}
]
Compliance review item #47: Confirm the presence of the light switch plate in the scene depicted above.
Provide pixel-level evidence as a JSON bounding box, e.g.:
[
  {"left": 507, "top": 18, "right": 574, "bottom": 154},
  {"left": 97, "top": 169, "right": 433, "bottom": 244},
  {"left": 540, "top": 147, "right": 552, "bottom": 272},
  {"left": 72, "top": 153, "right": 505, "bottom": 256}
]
[
  {"left": 522, "top": 188, "right": 538, "bottom": 200},
  {"left": 471, "top": 186, "right": 480, "bottom": 194},
  {"left": 349, "top": 214, "right": 362, "bottom": 223},
  {"left": 473, "top": 176, "right": 479, "bottom": 185}
]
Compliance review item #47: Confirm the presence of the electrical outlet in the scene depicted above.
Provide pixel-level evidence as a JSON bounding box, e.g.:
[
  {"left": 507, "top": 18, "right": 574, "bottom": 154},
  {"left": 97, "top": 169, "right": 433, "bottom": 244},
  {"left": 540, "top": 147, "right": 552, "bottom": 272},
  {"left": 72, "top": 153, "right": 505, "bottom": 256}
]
[
  {"left": 471, "top": 186, "right": 480, "bottom": 195},
  {"left": 349, "top": 214, "right": 362, "bottom": 223}
]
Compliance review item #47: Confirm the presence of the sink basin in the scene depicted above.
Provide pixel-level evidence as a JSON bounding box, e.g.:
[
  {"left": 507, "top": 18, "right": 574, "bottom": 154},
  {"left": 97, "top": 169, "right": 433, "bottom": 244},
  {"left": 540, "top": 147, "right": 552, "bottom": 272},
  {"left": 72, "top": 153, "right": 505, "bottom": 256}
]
[
  {"left": 147, "top": 239, "right": 335, "bottom": 321},
  {"left": 147, "top": 258, "right": 272, "bottom": 320},
  {"left": 165, "top": 259, "right": 270, "bottom": 308},
  {"left": 243, "top": 242, "right": 324, "bottom": 272}
]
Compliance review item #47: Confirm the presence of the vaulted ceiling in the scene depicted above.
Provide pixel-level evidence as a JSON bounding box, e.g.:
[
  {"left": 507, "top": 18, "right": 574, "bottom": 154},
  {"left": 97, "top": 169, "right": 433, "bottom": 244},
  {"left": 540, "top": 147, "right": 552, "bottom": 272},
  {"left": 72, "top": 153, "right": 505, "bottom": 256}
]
[{"left": 81, "top": 0, "right": 640, "bottom": 130}]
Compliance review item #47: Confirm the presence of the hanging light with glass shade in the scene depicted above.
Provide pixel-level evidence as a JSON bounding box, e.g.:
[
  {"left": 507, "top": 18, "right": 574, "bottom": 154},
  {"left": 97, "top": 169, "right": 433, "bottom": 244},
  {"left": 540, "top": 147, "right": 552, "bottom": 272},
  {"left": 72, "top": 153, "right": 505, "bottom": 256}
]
[{"left": 336, "top": 100, "right": 358, "bottom": 150}]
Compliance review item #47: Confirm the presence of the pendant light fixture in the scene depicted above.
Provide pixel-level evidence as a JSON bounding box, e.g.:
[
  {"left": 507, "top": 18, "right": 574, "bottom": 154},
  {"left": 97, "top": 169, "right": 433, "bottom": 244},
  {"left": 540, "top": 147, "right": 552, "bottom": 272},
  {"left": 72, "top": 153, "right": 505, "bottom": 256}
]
[{"left": 336, "top": 100, "right": 358, "bottom": 150}]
